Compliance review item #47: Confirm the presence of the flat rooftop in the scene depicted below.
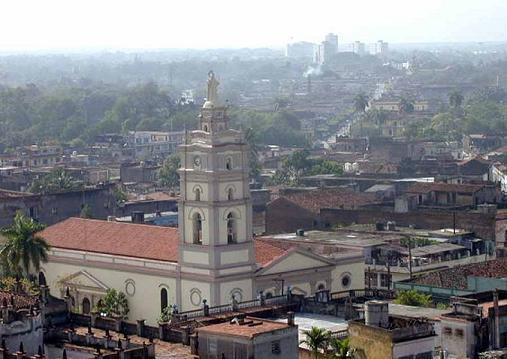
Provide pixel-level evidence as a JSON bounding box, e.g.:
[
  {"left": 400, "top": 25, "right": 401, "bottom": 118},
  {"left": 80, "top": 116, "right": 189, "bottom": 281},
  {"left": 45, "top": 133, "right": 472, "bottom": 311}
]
[{"left": 196, "top": 317, "right": 291, "bottom": 339}]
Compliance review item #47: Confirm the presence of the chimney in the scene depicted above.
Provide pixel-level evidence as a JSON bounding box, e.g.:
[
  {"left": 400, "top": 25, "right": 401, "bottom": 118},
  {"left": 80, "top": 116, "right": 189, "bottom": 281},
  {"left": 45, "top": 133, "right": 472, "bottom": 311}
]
[
  {"left": 131, "top": 211, "right": 145, "bottom": 224},
  {"left": 287, "top": 311, "right": 295, "bottom": 326}
]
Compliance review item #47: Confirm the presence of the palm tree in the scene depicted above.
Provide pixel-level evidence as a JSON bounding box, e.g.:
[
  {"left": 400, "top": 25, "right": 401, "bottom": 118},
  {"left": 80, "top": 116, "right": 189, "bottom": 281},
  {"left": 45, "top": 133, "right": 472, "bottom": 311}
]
[
  {"left": 300, "top": 326, "right": 331, "bottom": 359},
  {"left": 353, "top": 93, "right": 369, "bottom": 113},
  {"left": 0, "top": 212, "right": 49, "bottom": 277},
  {"left": 329, "top": 337, "right": 355, "bottom": 359}
]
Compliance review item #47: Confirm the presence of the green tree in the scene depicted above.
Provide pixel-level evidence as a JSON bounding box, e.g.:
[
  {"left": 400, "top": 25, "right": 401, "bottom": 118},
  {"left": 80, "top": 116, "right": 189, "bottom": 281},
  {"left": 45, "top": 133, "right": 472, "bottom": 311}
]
[
  {"left": 328, "top": 337, "right": 355, "bottom": 359},
  {"left": 159, "top": 154, "right": 181, "bottom": 189},
  {"left": 300, "top": 326, "right": 331, "bottom": 359},
  {"left": 353, "top": 93, "right": 369, "bottom": 113},
  {"left": 0, "top": 212, "right": 49, "bottom": 277},
  {"left": 244, "top": 127, "right": 261, "bottom": 179},
  {"left": 29, "top": 168, "right": 82, "bottom": 194},
  {"left": 96, "top": 289, "right": 129, "bottom": 318},
  {"left": 394, "top": 290, "right": 432, "bottom": 307},
  {"left": 399, "top": 97, "right": 414, "bottom": 113},
  {"left": 449, "top": 91, "right": 464, "bottom": 109},
  {"left": 80, "top": 204, "right": 93, "bottom": 219}
]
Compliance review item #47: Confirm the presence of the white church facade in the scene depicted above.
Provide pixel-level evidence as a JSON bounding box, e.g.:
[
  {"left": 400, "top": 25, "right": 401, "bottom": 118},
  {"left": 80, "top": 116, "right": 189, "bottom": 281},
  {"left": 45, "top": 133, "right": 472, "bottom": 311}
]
[{"left": 38, "top": 72, "right": 364, "bottom": 325}]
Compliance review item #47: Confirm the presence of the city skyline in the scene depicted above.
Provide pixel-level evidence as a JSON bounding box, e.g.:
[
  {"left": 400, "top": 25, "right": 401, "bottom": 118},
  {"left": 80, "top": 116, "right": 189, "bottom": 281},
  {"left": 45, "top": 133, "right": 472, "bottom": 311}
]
[{"left": 1, "top": 0, "right": 506, "bottom": 52}]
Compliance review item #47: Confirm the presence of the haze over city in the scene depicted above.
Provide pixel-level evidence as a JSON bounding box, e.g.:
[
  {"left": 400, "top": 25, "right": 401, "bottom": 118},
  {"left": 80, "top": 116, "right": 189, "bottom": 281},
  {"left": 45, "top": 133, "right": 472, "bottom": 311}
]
[
  {"left": 2, "top": 1, "right": 507, "bottom": 358},
  {"left": 1, "top": 0, "right": 507, "bottom": 51}
]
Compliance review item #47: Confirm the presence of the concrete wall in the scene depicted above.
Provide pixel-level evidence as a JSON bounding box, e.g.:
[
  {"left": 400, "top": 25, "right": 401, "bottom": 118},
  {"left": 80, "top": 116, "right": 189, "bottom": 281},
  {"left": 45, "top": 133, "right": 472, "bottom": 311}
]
[
  {"left": 0, "top": 314, "right": 43, "bottom": 356},
  {"left": 349, "top": 321, "right": 393, "bottom": 359}
]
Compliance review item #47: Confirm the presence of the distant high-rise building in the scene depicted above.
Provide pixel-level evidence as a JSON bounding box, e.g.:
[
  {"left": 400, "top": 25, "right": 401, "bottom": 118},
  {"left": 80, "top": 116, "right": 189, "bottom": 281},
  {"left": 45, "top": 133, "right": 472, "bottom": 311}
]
[
  {"left": 285, "top": 41, "right": 315, "bottom": 58},
  {"left": 314, "top": 35, "right": 338, "bottom": 65},
  {"left": 325, "top": 33, "right": 339, "bottom": 54},
  {"left": 376, "top": 40, "right": 389, "bottom": 56},
  {"left": 352, "top": 41, "right": 366, "bottom": 55}
]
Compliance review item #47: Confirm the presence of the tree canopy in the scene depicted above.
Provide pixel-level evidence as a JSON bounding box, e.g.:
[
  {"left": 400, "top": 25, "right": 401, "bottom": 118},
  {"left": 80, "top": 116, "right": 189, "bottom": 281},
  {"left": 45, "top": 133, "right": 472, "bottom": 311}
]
[{"left": 0, "top": 212, "right": 49, "bottom": 278}]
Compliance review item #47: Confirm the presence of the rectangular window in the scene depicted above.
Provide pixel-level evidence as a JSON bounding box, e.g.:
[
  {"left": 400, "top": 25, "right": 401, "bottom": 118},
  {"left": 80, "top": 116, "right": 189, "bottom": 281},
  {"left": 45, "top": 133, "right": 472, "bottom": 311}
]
[
  {"left": 271, "top": 341, "right": 281, "bottom": 355},
  {"left": 416, "top": 352, "right": 433, "bottom": 359},
  {"left": 380, "top": 273, "right": 391, "bottom": 288},
  {"left": 443, "top": 327, "right": 452, "bottom": 335},
  {"left": 455, "top": 328, "right": 464, "bottom": 337},
  {"left": 365, "top": 272, "right": 378, "bottom": 287}
]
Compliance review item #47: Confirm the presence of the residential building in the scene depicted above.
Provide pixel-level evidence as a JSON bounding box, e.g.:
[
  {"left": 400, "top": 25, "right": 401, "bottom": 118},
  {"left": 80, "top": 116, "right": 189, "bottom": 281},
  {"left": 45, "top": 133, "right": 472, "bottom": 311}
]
[
  {"left": 375, "top": 40, "right": 389, "bottom": 56},
  {"left": 196, "top": 315, "right": 298, "bottom": 359},
  {"left": 491, "top": 162, "right": 507, "bottom": 193},
  {"left": 352, "top": 41, "right": 366, "bottom": 55},
  {"left": 349, "top": 300, "right": 436, "bottom": 359},
  {"left": 403, "top": 182, "right": 502, "bottom": 209},
  {"left": 127, "top": 131, "right": 185, "bottom": 160},
  {"left": 285, "top": 41, "right": 315, "bottom": 59}
]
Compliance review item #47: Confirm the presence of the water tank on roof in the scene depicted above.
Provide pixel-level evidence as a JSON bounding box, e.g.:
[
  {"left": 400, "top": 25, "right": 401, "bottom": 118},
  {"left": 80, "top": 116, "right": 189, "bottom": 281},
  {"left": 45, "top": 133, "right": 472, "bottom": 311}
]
[{"left": 365, "top": 300, "right": 389, "bottom": 328}]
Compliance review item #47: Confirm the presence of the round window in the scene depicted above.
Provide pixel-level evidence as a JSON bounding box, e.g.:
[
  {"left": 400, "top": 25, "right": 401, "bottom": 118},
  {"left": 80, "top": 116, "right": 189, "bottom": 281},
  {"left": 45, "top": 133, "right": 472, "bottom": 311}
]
[
  {"left": 125, "top": 280, "right": 136, "bottom": 296},
  {"left": 190, "top": 288, "right": 202, "bottom": 306},
  {"left": 341, "top": 275, "right": 351, "bottom": 288}
]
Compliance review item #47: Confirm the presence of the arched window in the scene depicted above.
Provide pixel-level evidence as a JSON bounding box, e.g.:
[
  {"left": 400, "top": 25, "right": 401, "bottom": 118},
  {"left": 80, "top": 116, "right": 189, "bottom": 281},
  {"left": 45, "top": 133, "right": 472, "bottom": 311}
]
[
  {"left": 225, "top": 157, "right": 232, "bottom": 170},
  {"left": 203, "top": 125, "right": 208, "bottom": 132},
  {"left": 38, "top": 271, "right": 47, "bottom": 286},
  {"left": 227, "top": 212, "right": 237, "bottom": 244},
  {"left": 195, "top": 188, "right": 201, "bottom": 201},
  {"left": 265, "top": 292, "right": 273, "bottom": 299},
  {"left": 82, "top": 297, "right": 91, "bottom": 314},
  {"left": 317, "top": 283, "right": 326, "bottom": 291},
  {"left": 160, "top": 288, "right": 168, "bottom": 312},
  {"left": 193, "top": 213, "right": 203, "bottom": 244},
  {"left": 227, "top": 188, "right": 234, "bottom": 201}
]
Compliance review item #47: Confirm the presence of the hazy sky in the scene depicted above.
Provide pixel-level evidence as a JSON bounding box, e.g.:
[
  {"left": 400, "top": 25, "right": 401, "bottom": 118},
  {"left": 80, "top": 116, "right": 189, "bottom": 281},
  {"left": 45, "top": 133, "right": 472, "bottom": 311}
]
[{"left": 1, "top": 0, "right": 506, "bottom": 51}]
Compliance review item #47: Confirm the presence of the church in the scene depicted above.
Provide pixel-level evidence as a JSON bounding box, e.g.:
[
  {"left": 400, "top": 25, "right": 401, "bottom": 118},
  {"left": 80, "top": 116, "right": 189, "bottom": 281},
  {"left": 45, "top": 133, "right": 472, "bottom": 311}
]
[{"left": 38, "top": 72, "right": 364, "bottom": 325}]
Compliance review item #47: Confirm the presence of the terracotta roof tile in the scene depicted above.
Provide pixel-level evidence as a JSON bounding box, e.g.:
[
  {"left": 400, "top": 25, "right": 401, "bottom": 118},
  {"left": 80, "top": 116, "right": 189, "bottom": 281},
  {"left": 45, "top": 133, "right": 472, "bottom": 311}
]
[
  {"left": 40, "top": 218, "right": 288, "bottom": 267},
  {"left": 0, "top": 189, "right": 34, "bottom": 200},
  {"left": 410, "top": 258, "right": 507, "bottom": 290},
  {"left": 283, "top": 188, "right": 378, "bottom": 213},
  {"left": 406, "top": 182, "right": 486, "bottom": 194},
  {"left": 196, "top": 317, "right": 291, "bottom": 338},
  {"left": 40, "top": 218, "right": 180, "bottom": 262}
]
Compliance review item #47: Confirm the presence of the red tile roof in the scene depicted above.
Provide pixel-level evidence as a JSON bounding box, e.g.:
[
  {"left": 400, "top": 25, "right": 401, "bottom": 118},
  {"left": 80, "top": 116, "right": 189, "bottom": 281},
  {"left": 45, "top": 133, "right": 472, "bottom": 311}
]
[
  {"left": 0, "top": 189, "right": 34, "bottom": 200},
  {"left": 196, "top": 317, "right": 291, "bottom": 338},
  {"left": 283, "top": 188, "right": 378, "bottom": 213},
  {"left": 0, "top": 290, "right": 38, "bottom": 309},
  {"left": 254, "top": 239, "right": 291, "bottom": 267},
  {"left": 410, "top": 258, "right": 507, "bottom": 290},
  {"left": 39, "top": 218, "right": 289, "bottom": 267},
  {"left": 406, "top": 182, "right": 486, "bottom": 194}
]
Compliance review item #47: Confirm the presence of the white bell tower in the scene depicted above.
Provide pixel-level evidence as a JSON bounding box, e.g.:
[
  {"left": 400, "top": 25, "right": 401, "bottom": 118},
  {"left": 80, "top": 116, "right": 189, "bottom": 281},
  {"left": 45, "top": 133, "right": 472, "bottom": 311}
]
[{"left": 177, "top": 72, "right": 256, "bottom": 310}]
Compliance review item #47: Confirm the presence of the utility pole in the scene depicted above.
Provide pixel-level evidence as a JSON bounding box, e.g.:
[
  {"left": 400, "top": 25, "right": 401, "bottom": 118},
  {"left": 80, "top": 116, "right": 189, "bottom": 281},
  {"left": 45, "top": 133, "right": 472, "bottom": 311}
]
[{"left": 408, "top": 236, "right": 413, "bottom": 280}]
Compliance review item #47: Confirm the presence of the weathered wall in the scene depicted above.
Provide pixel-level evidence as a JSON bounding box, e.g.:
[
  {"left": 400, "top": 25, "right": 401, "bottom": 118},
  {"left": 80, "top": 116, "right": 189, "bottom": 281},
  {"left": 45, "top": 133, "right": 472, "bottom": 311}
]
[
  {"left": 320, "top": 208, "right": 501, "bottom": 241},
  {"left": 348, "top": 321, "right": 393, "bottom": 359}
]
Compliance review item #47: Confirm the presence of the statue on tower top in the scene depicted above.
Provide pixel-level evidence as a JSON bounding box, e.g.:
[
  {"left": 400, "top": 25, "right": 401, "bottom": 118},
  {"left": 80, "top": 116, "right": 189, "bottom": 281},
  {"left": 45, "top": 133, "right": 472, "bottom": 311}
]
[{"left": 206, "top": 70, "right": 219, "bottom": 105}]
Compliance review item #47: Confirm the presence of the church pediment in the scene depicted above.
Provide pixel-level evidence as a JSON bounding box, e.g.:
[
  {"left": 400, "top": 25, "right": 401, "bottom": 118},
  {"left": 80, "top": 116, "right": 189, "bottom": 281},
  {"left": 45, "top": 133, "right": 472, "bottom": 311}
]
[
  {"left": 57, "top": 270, "right": 109, "bottom": 292},
  {"left": 256, "top": 249, "right": 334, "bottom": 276}
]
